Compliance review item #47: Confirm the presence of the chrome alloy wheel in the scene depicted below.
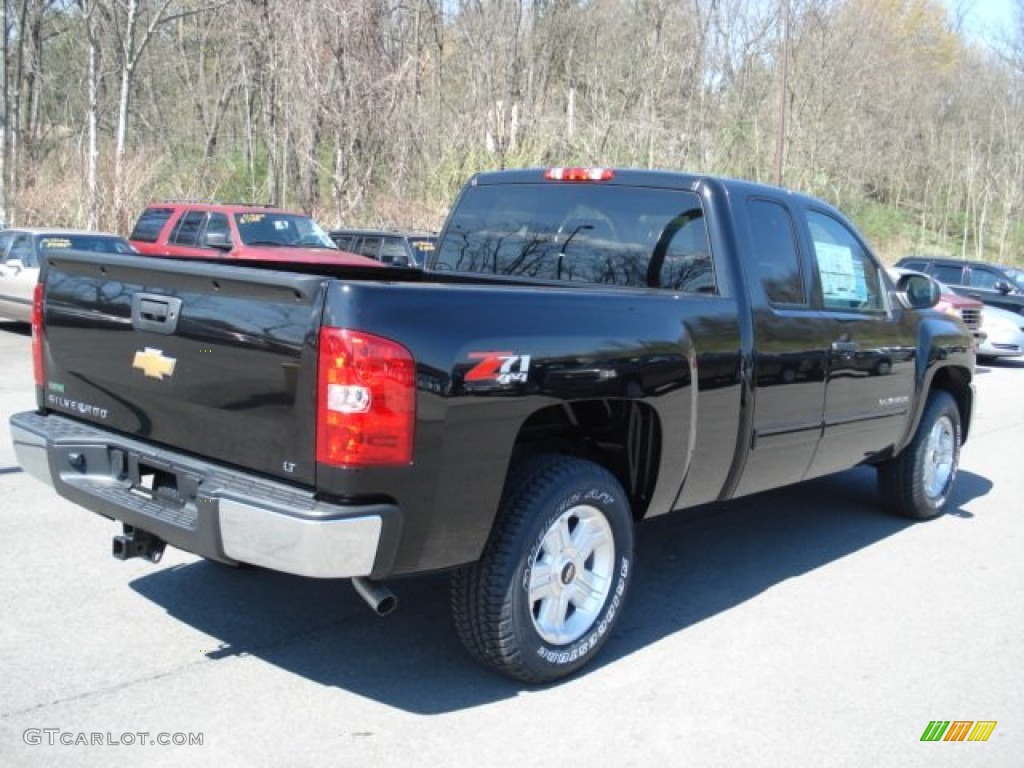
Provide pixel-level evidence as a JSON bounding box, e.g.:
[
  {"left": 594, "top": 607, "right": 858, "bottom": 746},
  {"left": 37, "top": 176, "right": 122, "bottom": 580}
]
[
  {"left": 923, "top": 414, "right": 956, "bottom": 500},
  {"left": 528, "top": 504, "right": 615, "bottom": 645}
]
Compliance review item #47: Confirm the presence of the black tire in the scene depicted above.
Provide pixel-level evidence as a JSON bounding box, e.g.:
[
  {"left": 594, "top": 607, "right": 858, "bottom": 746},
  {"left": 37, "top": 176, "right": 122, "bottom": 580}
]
[
  {"left": 878, "top": 390, "right": 961, "bottom": 519},
  {"left": 451, "top": 454, "right": 634, "bottom": 683}
]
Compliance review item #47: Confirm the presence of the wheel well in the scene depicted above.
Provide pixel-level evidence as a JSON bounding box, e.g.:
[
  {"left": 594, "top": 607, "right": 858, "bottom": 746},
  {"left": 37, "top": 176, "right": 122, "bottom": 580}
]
[
  {"left": 928, "top": 365, "right": 973, "bottom": 443},
  {"left": 506, "top": 400, "right": 661, "bottom": 520}
]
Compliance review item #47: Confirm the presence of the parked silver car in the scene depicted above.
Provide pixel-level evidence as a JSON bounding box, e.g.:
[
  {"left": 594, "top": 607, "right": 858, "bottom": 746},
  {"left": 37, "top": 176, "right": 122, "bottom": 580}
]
[
  {"left": 977, "top": 303, "right": 1024, "bottom": 360},
  {"left": 0, "top": 229, "right": 136, "bottom": 323}
]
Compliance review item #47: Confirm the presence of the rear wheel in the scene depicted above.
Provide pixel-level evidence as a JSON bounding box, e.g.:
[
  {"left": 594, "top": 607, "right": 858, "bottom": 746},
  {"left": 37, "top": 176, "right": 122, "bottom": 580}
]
[
  {"left": 878, "top": 390, "right": 961, "bottom": 519},
  {"left": 451, "top": 454, "right": 634, "bottom": 683}
]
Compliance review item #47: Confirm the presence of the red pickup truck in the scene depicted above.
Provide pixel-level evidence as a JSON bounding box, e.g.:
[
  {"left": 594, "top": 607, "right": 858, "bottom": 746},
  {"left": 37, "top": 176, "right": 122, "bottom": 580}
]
[{"left": 129, "top": 201, "right": 380, "bottom": 267}]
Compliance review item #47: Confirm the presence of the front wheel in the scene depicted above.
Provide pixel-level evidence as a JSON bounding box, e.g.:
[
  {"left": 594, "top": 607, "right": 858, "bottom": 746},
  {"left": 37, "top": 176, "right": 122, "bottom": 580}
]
[
  {"left": 451, "top": 454, "right": 634, "bottom": 683},
  {"left": 877, "top": 390, "right": 961, "bottom": 519}
]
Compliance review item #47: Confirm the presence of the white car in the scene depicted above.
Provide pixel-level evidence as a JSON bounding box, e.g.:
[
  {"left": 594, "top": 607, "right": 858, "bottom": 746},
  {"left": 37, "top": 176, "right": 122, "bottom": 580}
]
[
  {"left": 0, "top": 228, "right": 136, "bottom": 323},
  {"left": 978, "top": 303, "right": 1024, "bottom": 360}
]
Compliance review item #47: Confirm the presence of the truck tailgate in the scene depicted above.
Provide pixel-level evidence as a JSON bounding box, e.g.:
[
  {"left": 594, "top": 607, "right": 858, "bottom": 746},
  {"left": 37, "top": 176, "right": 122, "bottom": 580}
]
[{"left": 41, "top": 252, "right": 325, "bottom": 486}]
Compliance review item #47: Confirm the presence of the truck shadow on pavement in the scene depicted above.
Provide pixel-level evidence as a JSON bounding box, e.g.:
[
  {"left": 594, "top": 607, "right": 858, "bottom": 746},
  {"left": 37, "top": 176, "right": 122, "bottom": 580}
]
[{"left": 128, "top": 466, "right": 991, "bottom": 714}]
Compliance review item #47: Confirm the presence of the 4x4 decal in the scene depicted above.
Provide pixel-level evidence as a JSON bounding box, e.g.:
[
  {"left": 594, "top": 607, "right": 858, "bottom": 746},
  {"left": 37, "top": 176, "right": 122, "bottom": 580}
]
[{"left": 466, "top": 351, "right": 532, "bottom": 384}]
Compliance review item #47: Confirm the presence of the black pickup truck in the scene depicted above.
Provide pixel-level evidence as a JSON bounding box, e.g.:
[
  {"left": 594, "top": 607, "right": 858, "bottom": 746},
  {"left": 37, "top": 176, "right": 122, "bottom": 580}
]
[{"left": 10, "top": 168, "right": 974, "bottom": 682}]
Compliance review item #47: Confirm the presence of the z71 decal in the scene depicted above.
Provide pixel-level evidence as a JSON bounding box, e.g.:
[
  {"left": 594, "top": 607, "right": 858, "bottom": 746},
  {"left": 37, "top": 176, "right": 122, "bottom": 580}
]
[{"left": 465, "top": 351, "right": 532, "bottom": 385}]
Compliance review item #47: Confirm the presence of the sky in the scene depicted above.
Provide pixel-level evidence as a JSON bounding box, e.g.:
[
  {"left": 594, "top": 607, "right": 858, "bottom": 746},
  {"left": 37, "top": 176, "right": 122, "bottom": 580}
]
[{"left": 950, "top": 0, "right": 1019, "bottom": 42}]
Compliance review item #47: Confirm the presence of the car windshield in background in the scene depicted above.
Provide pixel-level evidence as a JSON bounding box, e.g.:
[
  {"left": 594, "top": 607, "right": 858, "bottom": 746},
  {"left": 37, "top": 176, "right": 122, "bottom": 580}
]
[
  {"left": 435, "top": 184, "right": 715, "bottom": 293},
  {"left": 233, "top": 213, "right": 336, "bottom": 248},
  {"left": 1005, "top": 267, "right": 1024, "bottom": 290},
  {"left": 407, "top": 237, "right": 437, "bottom": 266},
  {"left": 39, "top": 235, "right": 135, "bottom": 254}
]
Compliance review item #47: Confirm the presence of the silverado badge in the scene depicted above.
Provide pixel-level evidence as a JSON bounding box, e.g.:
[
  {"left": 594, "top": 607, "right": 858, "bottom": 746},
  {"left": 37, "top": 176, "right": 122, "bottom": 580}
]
[{"left": 132, "top": 347, "right": 177, "bottom": 380}]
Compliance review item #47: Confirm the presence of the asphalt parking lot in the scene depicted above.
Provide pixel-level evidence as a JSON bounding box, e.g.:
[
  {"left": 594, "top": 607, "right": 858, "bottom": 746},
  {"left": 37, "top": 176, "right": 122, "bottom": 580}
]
[{"left": 0, "top": 318, "right": 1021, "bottom": 768}]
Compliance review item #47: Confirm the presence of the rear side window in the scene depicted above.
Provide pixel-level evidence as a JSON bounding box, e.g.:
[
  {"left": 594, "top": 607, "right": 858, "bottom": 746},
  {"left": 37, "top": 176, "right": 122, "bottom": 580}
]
[
  {"left": 930, "top": 264, "right": 965, "bottom": 285},
  {"left": 746, "top": 198, "right": 804, "bottom": 305},
  {"left": 10, "top": 233, "right": 36, "bottom": 267},
  {"left": 356, "top": 236, "right": 382, "bottom": 259},
  {"left": 0, "top": 231, "right": 18, "bottom": 260},
  {"left": 130, "top": 207, "right": 174, "bottom": 243},
  {"left": 898, "top": 259, "right": 927, "bottom": 271},
  {"left": 436, "top": 184, "right": 715, "bottom": 293},
  {"left": 170, "top": 211, "right": 206, "bottom": 246}
]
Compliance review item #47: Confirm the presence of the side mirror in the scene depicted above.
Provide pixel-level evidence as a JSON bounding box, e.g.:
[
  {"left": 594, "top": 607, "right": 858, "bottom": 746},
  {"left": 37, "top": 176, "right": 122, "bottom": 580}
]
[
  {"left": 203, "top": 231, "right": 232, "bottom": 251},
  {"left": 898, "top": 273, "right": 941, "bottom": 309},
  {"left": 994, "top": 279, "right": 1013, "bottom": 295}
]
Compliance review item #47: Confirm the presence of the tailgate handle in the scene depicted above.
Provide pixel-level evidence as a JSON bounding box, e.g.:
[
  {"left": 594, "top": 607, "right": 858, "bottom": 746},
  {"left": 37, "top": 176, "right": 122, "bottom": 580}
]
[{"left": 131, "top": 293, "right": 182, "bottom": 334}]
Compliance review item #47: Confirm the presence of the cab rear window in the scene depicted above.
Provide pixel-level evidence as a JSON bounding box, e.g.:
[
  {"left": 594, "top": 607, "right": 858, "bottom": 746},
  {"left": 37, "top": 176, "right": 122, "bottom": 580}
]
[{"left": 435, "top": 184, "right": 715, "bottom": 293}]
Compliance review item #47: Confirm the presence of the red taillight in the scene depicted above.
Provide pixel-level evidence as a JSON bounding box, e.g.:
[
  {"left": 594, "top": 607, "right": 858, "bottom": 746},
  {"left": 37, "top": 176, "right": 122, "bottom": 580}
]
[
  {"left": 32, "top": 282, "right": 44, "bottom": 389},
  {"left": 316, "top": 328, "right": 415, "bottom": 467},
  {"left": 544, "top": 167, "right": 614, "bottom": 182}
]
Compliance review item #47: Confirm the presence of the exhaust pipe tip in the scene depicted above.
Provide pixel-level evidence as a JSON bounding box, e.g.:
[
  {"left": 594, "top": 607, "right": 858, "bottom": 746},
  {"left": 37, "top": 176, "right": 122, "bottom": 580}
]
[{"left": 352, "top": 577, "right": 398, "bottom": 616}]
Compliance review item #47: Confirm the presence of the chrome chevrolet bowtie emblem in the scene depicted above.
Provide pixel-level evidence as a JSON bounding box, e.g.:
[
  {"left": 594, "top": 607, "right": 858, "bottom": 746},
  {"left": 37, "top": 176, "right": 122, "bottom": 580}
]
[{"left": 132, "top": 347, "right": 177, "bottom": 380}]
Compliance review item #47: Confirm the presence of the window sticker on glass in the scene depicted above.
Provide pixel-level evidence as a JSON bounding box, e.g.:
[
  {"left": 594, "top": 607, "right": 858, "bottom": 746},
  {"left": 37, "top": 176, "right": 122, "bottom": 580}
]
[
  {"left": 411, "top": 240, "right": 435, "bottom": 251},
  {"left": 40, "top": 238, "right": 72, "bottom": 249},
  {"left": 240, "top": 214, "right": 264, "bottom": 224},
  {"left": 816, "top": 242, "right": 866, "bottom": 303}
]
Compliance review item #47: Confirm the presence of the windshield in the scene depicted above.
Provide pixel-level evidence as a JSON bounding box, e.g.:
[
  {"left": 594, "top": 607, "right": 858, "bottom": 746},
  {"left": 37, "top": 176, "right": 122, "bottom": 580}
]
[
  {"left": 407, "top": 237, "right": 437, "bottom": 266},
  {"left": 234, "top": 213, "right": 336, "bottom": 248},
  {"left": 1005, "top": 267, "right": 1024, "bottom": 290},
  {"left": 39, "top": 235, "right": 135, "bottom": 254}
]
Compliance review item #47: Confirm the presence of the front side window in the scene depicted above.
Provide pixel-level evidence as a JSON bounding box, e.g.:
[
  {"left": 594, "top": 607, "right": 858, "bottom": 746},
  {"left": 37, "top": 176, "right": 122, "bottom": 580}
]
[
  {"left": 205, "top": 213, "right": 231, "bottom": 245},
  {"left": 968, "top": 268, "right": 1003, "bottom": 290},
  {"left": 807, "top": 210, "right": 884, "bottom": 312},
  {"left": 435, "top": 184, "right": 715, "bottom": 292}
]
